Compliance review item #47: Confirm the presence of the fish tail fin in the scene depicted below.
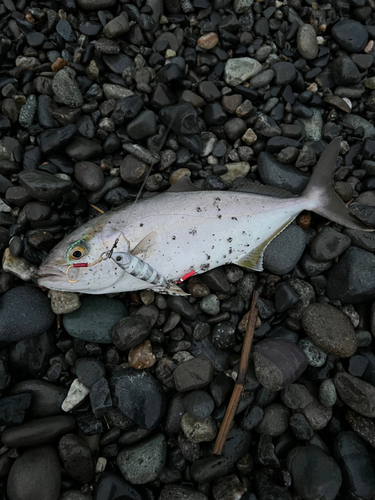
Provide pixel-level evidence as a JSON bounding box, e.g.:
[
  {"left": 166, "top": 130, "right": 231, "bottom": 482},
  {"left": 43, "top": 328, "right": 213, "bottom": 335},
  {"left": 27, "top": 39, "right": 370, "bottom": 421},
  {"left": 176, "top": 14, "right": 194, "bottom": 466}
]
[{"left": 302, "top": 136, "right": 373, "bottom": 231}]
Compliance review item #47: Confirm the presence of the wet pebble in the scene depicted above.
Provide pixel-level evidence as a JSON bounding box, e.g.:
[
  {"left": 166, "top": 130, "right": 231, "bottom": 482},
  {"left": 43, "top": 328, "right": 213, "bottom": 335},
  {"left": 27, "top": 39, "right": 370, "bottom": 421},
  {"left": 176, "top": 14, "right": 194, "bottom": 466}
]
[
  {"left": 58, "top": 433, "right": 94, "bottom": 483},
  {"left": 263, "top": 224, "right": 307, "bottom": 275},
  {"left": 7, "top": 446, "right": 61, "bottom": 500},
  {"left": 184, "top": 390, "right": 215, "bottom": 419},
  {"left": 63, "top": 296, "right": 127, "bottom": 344},
  {"left": 117, "top": 433, "right": 166, "bottom": 484},
  {"left": 334, "top": 372, "right": 375, "bottom": 418},
  {"left": 253, "top": 338, "right": 308, "bottom": 391},
  {"left": 110, "top": 368, "right": 166, "bottom": 429},
  {"left": 287, "top": 446, "right": 342, "bottom": 500},
  {"left": 174, "top": 357, "right": 214, "bottom": 391},
  {"left": 0, "top": 286, "right": 54, "bottom": 343},
  {"left": 302, "top": 303, "right": 357, "bottom": 357}
]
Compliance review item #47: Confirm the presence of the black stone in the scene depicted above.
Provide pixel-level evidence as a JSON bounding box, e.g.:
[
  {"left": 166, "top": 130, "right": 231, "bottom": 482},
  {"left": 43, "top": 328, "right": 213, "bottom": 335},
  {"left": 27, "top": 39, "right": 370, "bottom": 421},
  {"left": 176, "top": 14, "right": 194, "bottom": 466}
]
[
  {"left": 326, "top": 247, "right": 375, "bottom": 303},
  {"left": 90, "top": 377, "right": 112, "bottom": 417},
  {"left": 0, "top": 393, "right": 32, "bottom": 425},
  {"left": 110, "top": 368, "right": 166, "bottom": 429},
  {"left": 19, "top": 170, "right": 73, "bottom": 201},
  {"left": 39, "top": 125, "right": 78, "bottom": 155},
  {"left": 159, "top": 103, "right": 199, "bottom": 135},
  {"left": 1, "top": 415, "right": 76, "bottom": 447},
  {"left": 331, "top": 19, "right": 368, "bottom": 53},
  {"left": 94, "top": 472, "right": 144, "bottom": 500},
  {"left": 76, "top": 358, "right": 106, "bottom": 388},
  {"left": 9, "top": 331, "right": 56, "bottom": 380},
  {"left": 0, "top": 286, "right": 55, "bottom": 343},
  {"left": 112, "top": 315, "right": 153, "bottom": 350},
  {"left": 288, "top": 446, "right": 342, "bottom": 500}
]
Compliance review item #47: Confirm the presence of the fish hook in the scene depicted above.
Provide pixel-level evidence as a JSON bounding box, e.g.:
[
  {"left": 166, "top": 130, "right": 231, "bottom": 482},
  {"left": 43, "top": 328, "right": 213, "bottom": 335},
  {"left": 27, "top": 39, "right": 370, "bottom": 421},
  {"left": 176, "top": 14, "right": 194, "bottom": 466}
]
[{"left": 66, "top": 265, "right": 79, "bottom": 283}]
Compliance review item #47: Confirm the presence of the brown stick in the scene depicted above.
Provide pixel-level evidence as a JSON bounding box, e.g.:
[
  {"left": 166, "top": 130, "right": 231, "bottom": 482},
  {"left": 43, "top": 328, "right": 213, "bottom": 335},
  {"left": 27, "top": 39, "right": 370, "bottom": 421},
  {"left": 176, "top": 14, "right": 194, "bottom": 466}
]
[
  {"left": 90, "top": 204, "right": 105, "bottom": 214},
  {"left": 212, "top": 290, "right": 259, "bottom": 456}
]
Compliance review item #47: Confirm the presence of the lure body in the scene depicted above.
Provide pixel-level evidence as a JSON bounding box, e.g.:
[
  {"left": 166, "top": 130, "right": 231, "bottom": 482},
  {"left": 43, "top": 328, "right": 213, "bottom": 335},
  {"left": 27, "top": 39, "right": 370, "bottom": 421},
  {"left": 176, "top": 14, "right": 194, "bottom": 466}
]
[{"left": 111, "top": 252, "right": 167, "bottom": 287}]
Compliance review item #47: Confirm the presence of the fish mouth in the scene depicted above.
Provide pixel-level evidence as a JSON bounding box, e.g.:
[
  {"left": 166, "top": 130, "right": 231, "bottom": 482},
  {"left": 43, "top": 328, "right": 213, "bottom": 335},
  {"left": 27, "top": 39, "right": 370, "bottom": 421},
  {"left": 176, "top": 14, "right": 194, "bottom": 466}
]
[{"left": 37, "top": 265, "right": 66, "bottom": 280}]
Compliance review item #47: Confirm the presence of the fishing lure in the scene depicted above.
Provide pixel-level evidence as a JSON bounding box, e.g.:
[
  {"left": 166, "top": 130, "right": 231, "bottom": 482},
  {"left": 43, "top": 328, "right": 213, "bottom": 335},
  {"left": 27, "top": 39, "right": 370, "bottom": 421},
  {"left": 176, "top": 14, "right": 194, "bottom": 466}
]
[{"left": 111, "top": 252, "right": 167, "bottom": 287}]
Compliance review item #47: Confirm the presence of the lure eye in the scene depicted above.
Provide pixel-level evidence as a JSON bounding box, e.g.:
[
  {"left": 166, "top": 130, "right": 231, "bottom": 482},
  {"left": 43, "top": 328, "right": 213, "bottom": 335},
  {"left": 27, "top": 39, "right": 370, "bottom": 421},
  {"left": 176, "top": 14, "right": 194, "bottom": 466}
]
[
  {"left": 69, "top": 246, "right": 87, "bottom": 260},
  {"left": 116, "top": 256, "right": 122, "bottom": 262}
]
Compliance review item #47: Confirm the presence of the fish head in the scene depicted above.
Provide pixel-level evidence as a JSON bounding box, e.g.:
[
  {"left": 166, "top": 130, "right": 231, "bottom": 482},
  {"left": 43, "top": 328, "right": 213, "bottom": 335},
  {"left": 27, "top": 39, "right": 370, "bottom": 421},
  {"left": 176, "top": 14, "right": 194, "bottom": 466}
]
[{"left": 37, "top": 220, "right": 129, "bottom": 293}]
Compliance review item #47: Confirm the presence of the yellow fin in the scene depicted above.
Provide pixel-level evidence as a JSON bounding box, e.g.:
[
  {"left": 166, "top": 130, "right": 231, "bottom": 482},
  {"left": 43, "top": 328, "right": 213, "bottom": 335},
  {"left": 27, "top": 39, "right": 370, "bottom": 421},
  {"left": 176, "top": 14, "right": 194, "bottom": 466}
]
[
  {"left": 131, "top": 231, "right": 158, "bottom": 259},
  {"left": 236, "top": 218, "right": 295, "bottom": 271}
]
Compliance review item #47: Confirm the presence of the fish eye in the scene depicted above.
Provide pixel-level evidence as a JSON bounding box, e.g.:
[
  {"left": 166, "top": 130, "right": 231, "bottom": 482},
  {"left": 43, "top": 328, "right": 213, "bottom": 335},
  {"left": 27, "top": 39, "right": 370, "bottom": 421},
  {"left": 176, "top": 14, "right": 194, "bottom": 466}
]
[
  {"left": 69, "top": 245, "right": 87, "bottom": 260},
  {"left": 116, "top": 256, "right": 122, "bottom": 262}
]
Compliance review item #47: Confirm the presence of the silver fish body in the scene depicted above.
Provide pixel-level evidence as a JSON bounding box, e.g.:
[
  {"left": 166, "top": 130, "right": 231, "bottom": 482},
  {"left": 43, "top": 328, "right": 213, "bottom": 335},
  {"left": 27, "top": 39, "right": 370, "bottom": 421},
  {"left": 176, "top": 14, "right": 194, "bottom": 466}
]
[{"left": 37, "top": 138, "right": 372, "bottom": 295}]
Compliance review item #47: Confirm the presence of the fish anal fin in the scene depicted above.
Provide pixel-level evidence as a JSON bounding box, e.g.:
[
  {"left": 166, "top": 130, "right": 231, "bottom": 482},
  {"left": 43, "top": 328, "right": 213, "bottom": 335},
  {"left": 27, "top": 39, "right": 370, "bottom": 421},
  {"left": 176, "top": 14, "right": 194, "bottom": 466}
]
[
  {"left": 167, "top": 177, "right": 203, "bottom": 193},
  {"left": 230, "top": 178, "right": 295, "bottom": 199},
  {"left": 152, "top": 283, "right": 190, "bottom": 296},
  {"left": 131, "top": 231, "right": 158, "bottom": 258},
  {"left": 236, "top": 218, "right": 295, "bottom": 271}
]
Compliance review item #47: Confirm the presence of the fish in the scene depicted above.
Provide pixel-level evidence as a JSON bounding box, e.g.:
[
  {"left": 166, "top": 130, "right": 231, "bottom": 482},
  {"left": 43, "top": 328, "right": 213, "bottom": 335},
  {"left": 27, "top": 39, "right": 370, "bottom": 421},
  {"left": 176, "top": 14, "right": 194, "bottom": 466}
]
[{"left": 37, "top": 137, "right": 372, "bottom": 295}]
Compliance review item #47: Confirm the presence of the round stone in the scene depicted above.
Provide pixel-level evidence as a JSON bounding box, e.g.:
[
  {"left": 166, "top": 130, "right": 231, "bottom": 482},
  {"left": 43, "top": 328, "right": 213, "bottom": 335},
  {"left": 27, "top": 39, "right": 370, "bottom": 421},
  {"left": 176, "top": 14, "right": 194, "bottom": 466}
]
[
  {"left": 180, "top": 413, "right": 217, "bottom": 443},
  {"left": 7, "top": 446, "right": 61, "bottom": 500},
  {"left": 183, "top": 390, "right": 215, "bottom": 419},
  {"left": 63, "top": 296, "right": 127, "bottom": 344},
  {"left": 255, "top": 403, "right": 290, "bottom": 437},
  {"left": 224, "top": 58, "right": 262, "bottom": 86},
  {"left": 110, "top": 368, "right": 166, "bottom": 429},
  {"left": 301, "top": 303, "right": 357, "bottom": 357},
  {"left": 253, "top": 338, "right": 308, "bottom": 391},
  {"left": 334, "top": 372, "right": 375, "bottom": 418},
  {"left": 331, "top": 19, "right": 368, "bottom": 53},
  {"left": 117, "top": 434, "right": 166, "bottom": 484},
  {"left": 263, "top": 224, "right": 307, "bottom": 275},
  {"left": 74, "top": 161, "right": 104, "bottom": 192},
  {"left": 297, "top": 24, "right": 319, "bottom": 60},
  {"left": 287, "top": 446, "right": 342, "bottom": 500},
  {"left": 0, "top": 286, "right": 55, "bottom": 343}
]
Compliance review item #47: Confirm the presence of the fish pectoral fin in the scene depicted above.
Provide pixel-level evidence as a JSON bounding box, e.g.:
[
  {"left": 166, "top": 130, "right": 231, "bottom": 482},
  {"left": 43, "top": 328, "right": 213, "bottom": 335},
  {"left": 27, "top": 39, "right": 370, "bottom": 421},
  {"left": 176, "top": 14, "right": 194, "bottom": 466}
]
[
  {"left": 152, "top": 282, "right": 190, "bottom": 296},
  {"left": 131, "top": 231, "right": 158, "bottom": 259},
  {"left": 230, "top": 178, "right": 295, "bottom": 199},
  {"left": 167, "top": 177, "right": 203, "bottom": 192},
  {"left": 236, "top": 218, "right": 295, "bottom": 271}
]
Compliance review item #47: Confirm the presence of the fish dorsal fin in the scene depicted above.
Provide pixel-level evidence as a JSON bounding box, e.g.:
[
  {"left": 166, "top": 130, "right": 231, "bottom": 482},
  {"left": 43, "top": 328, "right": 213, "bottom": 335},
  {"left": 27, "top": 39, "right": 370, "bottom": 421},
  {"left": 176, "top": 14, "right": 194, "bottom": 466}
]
[
  {"left": 152, "top": 283, "right": 190, "bottom": 296},
  {"left": 236, "top": 217, "right": 295, "bottom": 271},
  {"left": 131, "top": 231, "right": 158, "bottom": 258},
  {"left": 230, "top": 178, "right": 295, "bottom": 199},
  {"left": 167, "top": 177, "right": 203, "bottom": 193}
]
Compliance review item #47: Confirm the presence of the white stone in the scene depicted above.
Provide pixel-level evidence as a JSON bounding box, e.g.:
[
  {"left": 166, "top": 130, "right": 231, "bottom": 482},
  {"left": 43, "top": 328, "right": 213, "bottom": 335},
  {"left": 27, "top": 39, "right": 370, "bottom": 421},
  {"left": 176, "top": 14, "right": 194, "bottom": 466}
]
[
  {"left": 62, "top": 378, "right": 90, "bottom": 412},
  {"left": 0, "top": 144, "right": 13, "bottom": 161},
  {"left": 224, "top": 58, "right": 262, "bottom": 86},
  {"left": 181, "top": 413, "right": 217, "bottom": 443},
  {"left": 48, "top": 290, "right": 81, "bottom": 315},
  {"left": 95, "top": 457, "right": 107, "bottom": 473},
  {"left": 102, "top": 84, "right": 134, "bottom": 100},
  {"left": 221, "top": 162, "right": 250, "bottom": 183},
  {"left": 2, "top": 248, "right": 37, "bottom": 281},
  {"left": 0, "top": 199, "right": 11, "bottom": 213},
  {"left": 241, "top": 128, "right": 258, "bottom": 146},
  {"left": 140, "top": 289, "right": 155, "bottom": 306}
]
